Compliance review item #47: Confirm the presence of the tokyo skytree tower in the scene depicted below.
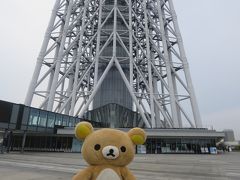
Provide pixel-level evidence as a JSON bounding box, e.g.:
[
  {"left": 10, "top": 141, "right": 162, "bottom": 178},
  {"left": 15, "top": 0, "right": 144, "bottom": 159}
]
[{"left": 25, "top": 0, "right": 202, "bottom": 128}]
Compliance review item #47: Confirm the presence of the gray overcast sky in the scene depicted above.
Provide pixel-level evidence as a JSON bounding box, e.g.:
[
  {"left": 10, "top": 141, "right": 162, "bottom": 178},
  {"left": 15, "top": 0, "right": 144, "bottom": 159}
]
[{"left": 0, "top": 0, "right": 239, "bottom": 139}]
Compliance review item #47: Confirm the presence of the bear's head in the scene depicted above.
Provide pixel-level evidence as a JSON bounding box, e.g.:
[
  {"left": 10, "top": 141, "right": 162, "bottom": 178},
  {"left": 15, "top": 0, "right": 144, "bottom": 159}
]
[{"left": 75, "top": 122, "right": 146, "bottom": 166}]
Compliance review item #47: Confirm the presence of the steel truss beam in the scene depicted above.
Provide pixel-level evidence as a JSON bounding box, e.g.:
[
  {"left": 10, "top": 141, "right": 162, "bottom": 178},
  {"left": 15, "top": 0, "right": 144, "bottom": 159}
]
[{"left": 25, "top": 0, "right": 202, "bottom": 128}]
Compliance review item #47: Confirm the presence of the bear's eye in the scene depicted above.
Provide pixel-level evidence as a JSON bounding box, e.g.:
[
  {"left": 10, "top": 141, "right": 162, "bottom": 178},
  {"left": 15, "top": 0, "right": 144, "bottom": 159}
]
[
  {"left": 94, "top": 144, "right": 101, "bottom": 151},
  {"left": 120, "top": 146, "right": 126, "bottom": 152}
]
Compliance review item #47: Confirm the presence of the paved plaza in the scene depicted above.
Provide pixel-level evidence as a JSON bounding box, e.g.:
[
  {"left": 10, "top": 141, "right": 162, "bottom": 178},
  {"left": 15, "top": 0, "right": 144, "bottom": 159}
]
[{"left": 0, "top": 152, "right": 240, "bottom": 180}]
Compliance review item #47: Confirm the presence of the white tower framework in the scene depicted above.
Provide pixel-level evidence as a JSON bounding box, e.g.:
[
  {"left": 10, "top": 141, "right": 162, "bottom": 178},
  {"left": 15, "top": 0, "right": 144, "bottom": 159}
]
[{"left": 25, "top": 0, "right": 202, "bottom": 128}]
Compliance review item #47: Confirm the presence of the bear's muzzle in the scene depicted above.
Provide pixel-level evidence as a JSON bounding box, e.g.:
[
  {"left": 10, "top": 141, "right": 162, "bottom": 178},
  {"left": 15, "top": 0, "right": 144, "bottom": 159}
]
[{"left": 102, "top": 146, "right": 119, "bottom": 160}]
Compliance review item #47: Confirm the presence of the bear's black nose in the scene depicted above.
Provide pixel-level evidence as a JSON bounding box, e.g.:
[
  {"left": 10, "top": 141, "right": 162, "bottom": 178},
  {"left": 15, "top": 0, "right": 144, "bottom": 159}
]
[{"left": 107, "top": 149, "right": 115, "bottom": 157}]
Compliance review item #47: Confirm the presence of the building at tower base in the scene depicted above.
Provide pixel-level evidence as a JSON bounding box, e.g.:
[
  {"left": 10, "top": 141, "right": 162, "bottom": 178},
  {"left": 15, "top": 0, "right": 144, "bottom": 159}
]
[{"left": 0, "top": 100, "right": 225, "bottom": 154}]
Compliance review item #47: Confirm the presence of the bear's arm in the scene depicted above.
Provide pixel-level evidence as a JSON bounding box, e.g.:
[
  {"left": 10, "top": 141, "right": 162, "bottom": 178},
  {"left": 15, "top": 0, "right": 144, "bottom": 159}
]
[
  {"left": 120, "top": 167, "right": 136, "bottom": 180},
  {"left": 72, "top": 167, "right": 93, "bottom": 180}
]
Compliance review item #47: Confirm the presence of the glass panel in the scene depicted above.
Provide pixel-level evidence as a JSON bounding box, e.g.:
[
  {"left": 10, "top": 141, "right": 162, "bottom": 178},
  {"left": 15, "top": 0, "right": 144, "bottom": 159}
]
[
  {"left": 10, "top": 104, "right": 20, "bottom": 124},
  {"left": 62, "top": 115, "right": 69, "bottom": 126},
  {"left": 75, "top": 118, "right": 80, "bottom": 126},
  {"left": 0, "top": 100, "right": 13, "bottom": 123},
  {"left": 68, "top": 117, "right": 74, "bottom": 127},
  {"left": 55, "top": 114, "right": 62, "bottom": 126},
  {"left": 47, "top": 112, "right": 55, "bottom": 128},
  {"left": 28, "top": 108, "right": 39, "bottom": 126},
  {"left": 38, "top": 111, "right": 47, "bottom": 127},
  {"left": 21, "top": 106, "right": 30, "bottom": 125}
]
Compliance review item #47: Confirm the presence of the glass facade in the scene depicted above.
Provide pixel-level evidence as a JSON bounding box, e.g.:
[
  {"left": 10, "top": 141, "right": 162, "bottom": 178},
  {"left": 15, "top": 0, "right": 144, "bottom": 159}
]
[
  {"left": 47, "top": 112, "right": 55, "bottom": 128},
  {"left": 0, "top": 100, "right": 106, "bottom": 133},
  {"left": 0, "top": 100, "right": 223, "bottom": 153},
  {"left": 11, "top": 135, "right": 73, "bottom": 152},
  {"left": 22, "top": 107, "right": 82, "bottom": 133},
  {"left": 146, "top": 138, "right": 216, "bottom": 154},
  {"left": 28, "top": 108, "right": 39, "bottom": 126},
  {"left": 85, "top": 103, "right": 143, "bottom": 128}
]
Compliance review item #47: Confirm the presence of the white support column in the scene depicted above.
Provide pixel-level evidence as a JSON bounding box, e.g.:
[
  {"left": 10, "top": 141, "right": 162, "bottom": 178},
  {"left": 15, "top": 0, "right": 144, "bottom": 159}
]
[
  {"left": 160, "top": 1, "right": 183, "bottom": 127},
  {"left": 129, "top": 0, "right": 134, "bottom": 98},
  {"left": 57, "top": 38, "right": 72, "bottom": 111},
  {"left": 157, "top": 0, "right": 179, "bottom": 128},
  {"left": 153, "top": 73, "right": 162, "bottom": 127},
  {"left": 47, "top": 0, "right": 74, "bottom": 111},
  {"left": 168, "top": 0, "right": 202, "bottom": 128},
  {"left": 43, "top": 72, "right": 54, "bottom": 110},
  {"left": 143, "top": 0, "right": 155, "bottom": 128},
  {"left": 70, "top": 0, "right": 89, "bottom": 116},
  {"left": 172, "top": 75, "right": 183, "bottom": 127},
  {"left": 25, "top": 0, "right": 61, "bottom": 106},
  {"left": 44, "top": 42, "right": 61, "bottom": 110},
  {"left": 65, "top": 74, "right": 74, "bottom": 114},
  {"left": 113, "top": 0, "right": 117, "bottom": 57},
  {"left": 93, "top": 0, "right": 103, "bottom": 86},
  {"left": 64, "top": 45, "right": 77, "bottom": 114}
]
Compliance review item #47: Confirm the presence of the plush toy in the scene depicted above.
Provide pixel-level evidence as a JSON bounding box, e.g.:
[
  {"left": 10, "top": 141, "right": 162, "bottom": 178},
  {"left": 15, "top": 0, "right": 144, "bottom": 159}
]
[{"left": 72, "top": 121, "right": 146, "bottom": 180}]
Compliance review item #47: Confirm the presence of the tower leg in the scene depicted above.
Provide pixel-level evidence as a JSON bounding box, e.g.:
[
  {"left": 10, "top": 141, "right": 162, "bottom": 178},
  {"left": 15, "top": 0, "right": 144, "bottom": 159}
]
[
  {"left": 25, "top": 0, "right": 61, "bottom": 106},
  {"left": 168, "top": 0, "right": 202, "bottom": 128}
]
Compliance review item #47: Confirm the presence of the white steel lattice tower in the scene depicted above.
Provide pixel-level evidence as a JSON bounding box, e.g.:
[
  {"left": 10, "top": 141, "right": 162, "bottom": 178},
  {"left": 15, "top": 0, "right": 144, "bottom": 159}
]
[{"left": 25, "top": 0, "right": 202, "bottom": 128}]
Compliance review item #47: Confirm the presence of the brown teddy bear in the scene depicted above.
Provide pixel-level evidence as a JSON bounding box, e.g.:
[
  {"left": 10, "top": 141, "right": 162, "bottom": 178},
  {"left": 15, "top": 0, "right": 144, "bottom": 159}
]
[{"left": 72, "top": 121, "right": 146, "bottom": 180}]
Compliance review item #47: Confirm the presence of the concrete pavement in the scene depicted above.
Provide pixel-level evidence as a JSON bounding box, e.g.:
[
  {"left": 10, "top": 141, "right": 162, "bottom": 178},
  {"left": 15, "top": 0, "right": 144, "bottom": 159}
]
[{"left": 0, "top": 152, "right": 240, "bottom": 179}]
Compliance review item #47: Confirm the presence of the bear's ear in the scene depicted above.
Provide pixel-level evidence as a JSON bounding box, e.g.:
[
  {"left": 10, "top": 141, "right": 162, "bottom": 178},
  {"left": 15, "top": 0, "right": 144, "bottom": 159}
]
[
  {"left": 128, "top": 128, "right": 147, "bottom": 145},
  {"left": 75, "top": 121, "right": 94, "bottom": 140}
]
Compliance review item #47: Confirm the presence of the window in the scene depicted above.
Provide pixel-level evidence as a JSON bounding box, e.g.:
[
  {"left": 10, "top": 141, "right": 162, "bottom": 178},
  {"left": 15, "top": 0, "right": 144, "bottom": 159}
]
[
  {"left": 38, "top": 111, "right": 47, "bottom": 127},
  {"left": 55, "top": 114, "right": 62, "bottom": 126},
  {"left": 0, "top": 100, "right": 13, "bottom": 123},
  {"left": 75, "top": 118, "right": 81, "bottom": 126},
  {"left": 28, "top": 108, "right": 39, "bottom": 126},
  {"left": 47, "top": 112, "right": 55, "bottom": 128},
  {"left": 68, "top": 117, "right": 74, "bottom": 127},
  {"left": 62, "top": 115, "right": 69, "bottom": 126}
]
